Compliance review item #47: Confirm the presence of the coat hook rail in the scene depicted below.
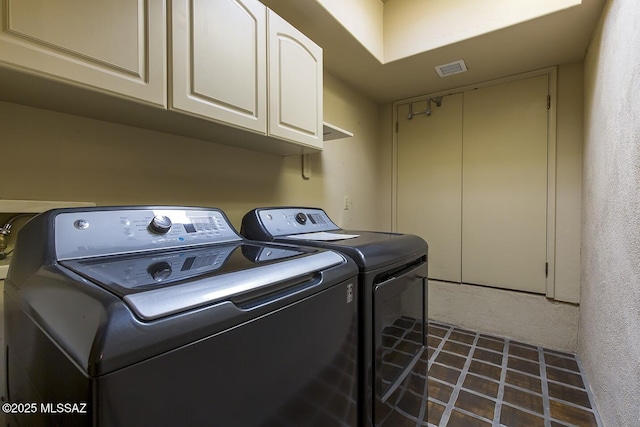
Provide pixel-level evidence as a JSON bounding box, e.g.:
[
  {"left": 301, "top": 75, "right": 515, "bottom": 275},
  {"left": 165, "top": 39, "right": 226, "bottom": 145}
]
[{"left": 407, "top": 97, "right": 443, "bottom": 119}]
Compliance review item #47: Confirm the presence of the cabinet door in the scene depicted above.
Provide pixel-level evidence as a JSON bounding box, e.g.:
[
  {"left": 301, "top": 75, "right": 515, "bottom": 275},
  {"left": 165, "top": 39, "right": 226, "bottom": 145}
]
[
  {"left": 462, "top": 75, "right": 549, "bottom": 293},
  {"left": 268, "top": 10, "right": 323, "bottom": 149},
  {"left": 0, "top": 0, "right": 166, "bottom": 107},
  {"left": 170, "top": 0, "right": 267, "bottom": 133}
]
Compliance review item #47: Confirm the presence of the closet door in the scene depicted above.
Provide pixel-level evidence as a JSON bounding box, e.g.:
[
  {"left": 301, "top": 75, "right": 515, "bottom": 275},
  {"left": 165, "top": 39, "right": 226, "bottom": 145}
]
[
  {"left": 396, "top": 93, "right": 463, "bottom": 283},
  {"left": 462, "top": 75, "right": 549, "bottom": 293}
]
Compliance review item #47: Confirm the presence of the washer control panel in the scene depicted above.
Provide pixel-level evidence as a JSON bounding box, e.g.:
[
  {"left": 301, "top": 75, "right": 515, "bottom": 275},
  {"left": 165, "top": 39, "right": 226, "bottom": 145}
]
[
  {"left": 257, "top": 208, "right": 340, "bottom": 236},
  {"left": 55, "top": 208, "right": 241, "bottom": 260}
]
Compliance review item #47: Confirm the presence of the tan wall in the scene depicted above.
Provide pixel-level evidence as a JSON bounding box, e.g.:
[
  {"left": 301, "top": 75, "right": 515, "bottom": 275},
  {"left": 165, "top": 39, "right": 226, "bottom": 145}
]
[
  {"left": 0, "top": 100, "right": 284, "bottom": 227},
  {"left": 383, "top": 0, "right": 580, "bottom": 62},
  {"left": 281, "top": 72, "right": 382, "bottom": 230},
  {"left": 376, "top": 103, "right": 394, "bottom": 231},
  {"left": 579, "top": 0, "right": 640, "bottom": 425},
  {"left": 0, "top": 72, "right": 380, "bottom": 230},
  {"left": 428, "top": 281, "right": 579, "bottom": 351},
  {"left": 316, "top": 0, "right": 383, "bottom": 61}
]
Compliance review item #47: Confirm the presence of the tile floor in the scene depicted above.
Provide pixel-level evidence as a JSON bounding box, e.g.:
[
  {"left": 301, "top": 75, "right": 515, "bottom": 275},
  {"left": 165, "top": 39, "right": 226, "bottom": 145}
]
[{"left": 379, "top": 320, "right": 603, "bottom": 427}]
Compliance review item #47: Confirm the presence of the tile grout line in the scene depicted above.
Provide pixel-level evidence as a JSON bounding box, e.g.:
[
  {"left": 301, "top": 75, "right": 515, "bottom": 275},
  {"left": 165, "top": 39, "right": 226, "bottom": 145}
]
[
  {"left": 452, "top": 331, "right": 498, "bottom": 425},
  {"left": 427, "top": 322, "right": 452, "bottom": 371},
  {"left": 437, "top": 326, "right": 480, "bottom": 426},
  {"left": 416, "top": 319, "right": 428, "bottom": 427},
  {"left": 574, "top": 352, "right": 605, "bottom": 427},
  {"left": 426, "top": 321, "right": 454, "bottom": 427},
  {"left": 538, "top": 345, "right": 552, "bottom": 427},
  {"left": 491, "top": 336, "right": 510, "bottom": 426}
]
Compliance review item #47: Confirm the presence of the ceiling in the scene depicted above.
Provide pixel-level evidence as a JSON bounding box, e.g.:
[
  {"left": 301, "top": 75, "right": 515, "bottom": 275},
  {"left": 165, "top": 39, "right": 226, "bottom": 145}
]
[{"left": 262, "top": 0, "right": 606, "bottom": 103}]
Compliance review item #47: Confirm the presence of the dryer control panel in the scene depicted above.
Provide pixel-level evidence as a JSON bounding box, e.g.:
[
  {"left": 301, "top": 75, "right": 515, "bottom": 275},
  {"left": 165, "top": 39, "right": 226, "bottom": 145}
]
[
  {"left": 55, "top": 207, "right": 241, "bottom": 260},
  {"left": 255, "top": 207, "right": 340, "bottom": 236}
]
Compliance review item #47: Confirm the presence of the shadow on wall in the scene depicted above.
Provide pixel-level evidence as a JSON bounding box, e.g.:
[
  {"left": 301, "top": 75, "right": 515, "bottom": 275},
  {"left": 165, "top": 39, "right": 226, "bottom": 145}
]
[{"left": 0, "top": 101, "right": 306, "bottom": 225}]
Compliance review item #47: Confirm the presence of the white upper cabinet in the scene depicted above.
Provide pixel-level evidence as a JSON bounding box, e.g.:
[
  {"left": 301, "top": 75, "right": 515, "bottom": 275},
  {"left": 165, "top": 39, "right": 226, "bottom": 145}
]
[
  {"left": 0, "top": 0, "right": 322, "bottom": 153},
  {"left": 0, "top": 0, "right": 166, "bottom": 107},
  {"left": 171, "top": 0, "right": 267, "bottom": 133},
  {"left": 268, "top": 10, "right": 323, "bottom": 149},
  {"left": 171, "top": 1, "right": 323, "bottom": 149}
]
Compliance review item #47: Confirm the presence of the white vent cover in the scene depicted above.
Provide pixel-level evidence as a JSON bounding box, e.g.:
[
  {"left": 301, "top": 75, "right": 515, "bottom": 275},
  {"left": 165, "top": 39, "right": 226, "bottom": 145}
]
[{"left": 435, "top": 60, "right": 468, "bottom": 77}]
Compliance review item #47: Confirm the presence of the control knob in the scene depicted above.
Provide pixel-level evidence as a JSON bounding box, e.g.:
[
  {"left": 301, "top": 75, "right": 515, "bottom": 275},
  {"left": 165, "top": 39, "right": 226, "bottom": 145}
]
[
  {"left": 149, "top": 215, "right": 172, "bottom": 234},
  {"left": 147, "top": 261, "right": 172, "bottom": 282},
  {"left": 295, "top": 212, "right": 307, "bottom": 225}
]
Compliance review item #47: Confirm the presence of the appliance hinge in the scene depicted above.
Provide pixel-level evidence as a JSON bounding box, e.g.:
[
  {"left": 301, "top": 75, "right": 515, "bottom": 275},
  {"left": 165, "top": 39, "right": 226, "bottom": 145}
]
[
  {"left": 547, "top": 95, "right": 551, "bottom": 110},
  {"left": 545, "top": 262, "right": 549, "bottom": 277}
]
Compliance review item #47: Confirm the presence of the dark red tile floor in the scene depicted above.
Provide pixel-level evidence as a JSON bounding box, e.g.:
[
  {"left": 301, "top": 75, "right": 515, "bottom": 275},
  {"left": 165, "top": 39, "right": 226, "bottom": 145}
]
[{"left": 377, "top": 320, "right": 603, "bottom": 426}]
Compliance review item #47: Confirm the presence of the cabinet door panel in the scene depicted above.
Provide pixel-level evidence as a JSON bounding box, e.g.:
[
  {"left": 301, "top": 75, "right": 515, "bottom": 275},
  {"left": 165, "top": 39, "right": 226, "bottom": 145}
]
[
  {"left": 268, "top": 10, "right": 322, "bottom": 149},
  {"left": 0, "top": 0, "right": 166, "bottom": 106},
  {"left": 396, "top": 94, "right": 463, "bottom": 282},
  {"left": 171, "top": 0, "right": 266, "bottom": 132},
  {"left": 462, "top": 75, "right": 549, "bottom": 293}
]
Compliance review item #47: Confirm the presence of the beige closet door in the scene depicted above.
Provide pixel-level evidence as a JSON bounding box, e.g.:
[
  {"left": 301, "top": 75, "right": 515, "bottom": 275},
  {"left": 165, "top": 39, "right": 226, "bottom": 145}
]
[
  {"left": 397, "top": 94, "right": 463, "bottom": 282},
  {"left": 462, "top": 75, "right": 549, "bottom": 293}
]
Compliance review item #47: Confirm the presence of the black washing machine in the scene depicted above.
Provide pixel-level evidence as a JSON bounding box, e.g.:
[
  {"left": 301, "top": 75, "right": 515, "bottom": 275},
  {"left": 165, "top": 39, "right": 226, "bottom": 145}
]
[
  {"left": 4, "top": 206, "right": 359, "bottom": 426},
  {"left": 241, "top": 207, "right": 428, "bottom": 427}
]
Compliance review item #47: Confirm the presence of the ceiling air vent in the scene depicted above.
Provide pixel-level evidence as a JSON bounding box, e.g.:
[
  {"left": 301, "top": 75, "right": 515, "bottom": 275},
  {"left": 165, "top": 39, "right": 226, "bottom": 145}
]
[{"left": 435, "top": 60, "right": 468, "bottom": 77}]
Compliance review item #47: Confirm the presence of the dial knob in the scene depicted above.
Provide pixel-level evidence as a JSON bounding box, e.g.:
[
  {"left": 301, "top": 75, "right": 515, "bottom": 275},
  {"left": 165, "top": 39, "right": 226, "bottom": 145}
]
[
  {"left": 295, "top": 212, "right": 307, "bottom": 225},
  {"left": 148, "top": 215, "right": 172, "bottom": 234},
  {"left": 147, "top": 261, "right": 172, "bottom": 282}
]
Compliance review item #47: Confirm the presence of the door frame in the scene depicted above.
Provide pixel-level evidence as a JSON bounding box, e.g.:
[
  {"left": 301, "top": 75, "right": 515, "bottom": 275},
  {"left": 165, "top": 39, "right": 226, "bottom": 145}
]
[{"left": 391, "top": 66, "right": 558, "bottom": 298}]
